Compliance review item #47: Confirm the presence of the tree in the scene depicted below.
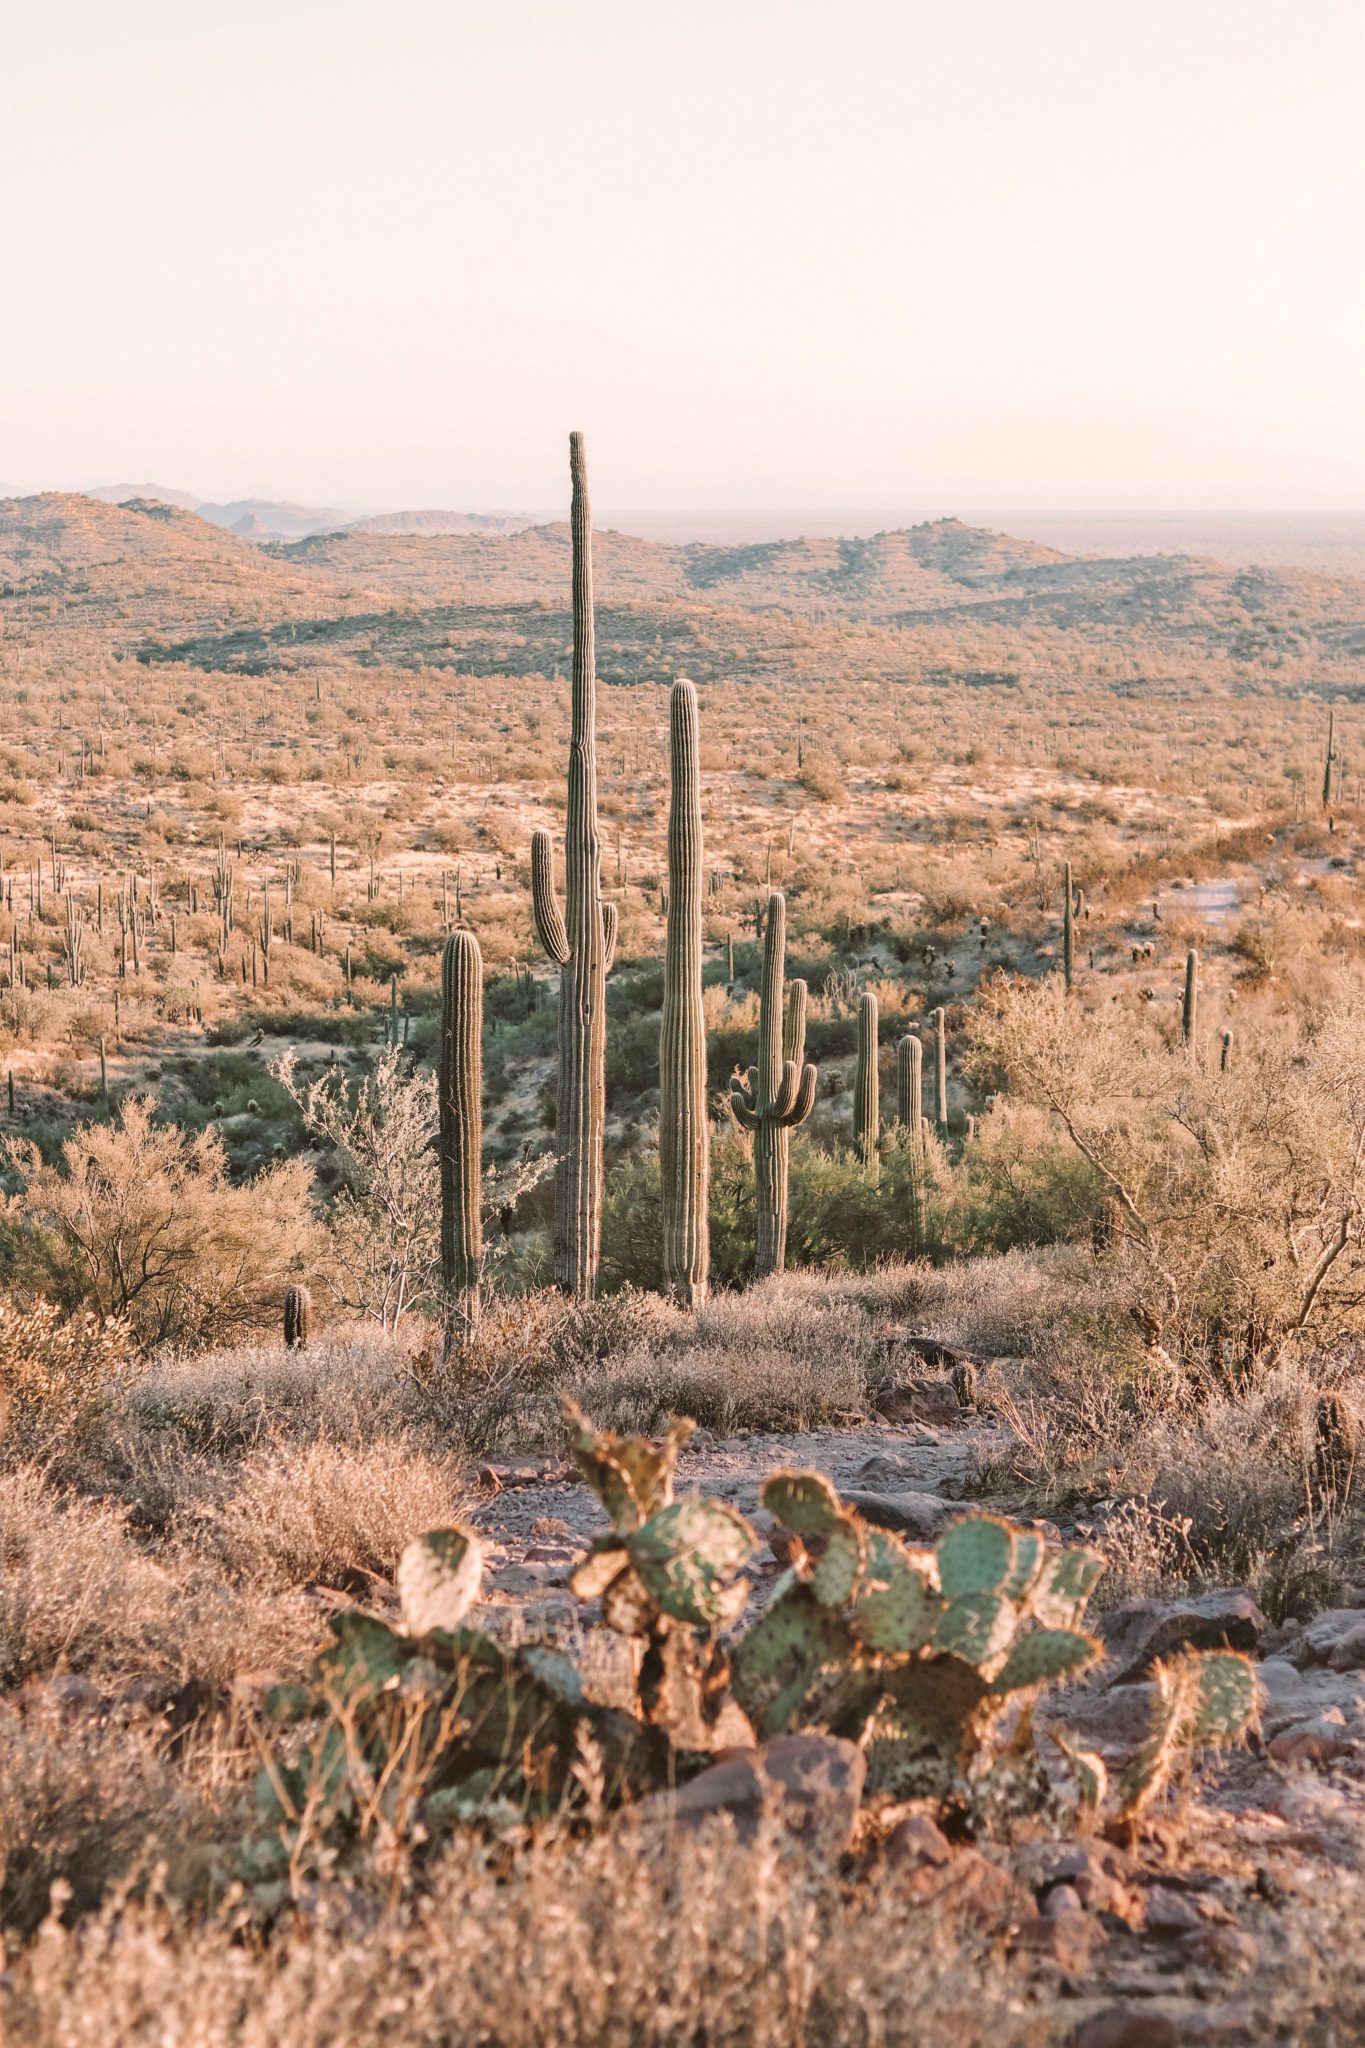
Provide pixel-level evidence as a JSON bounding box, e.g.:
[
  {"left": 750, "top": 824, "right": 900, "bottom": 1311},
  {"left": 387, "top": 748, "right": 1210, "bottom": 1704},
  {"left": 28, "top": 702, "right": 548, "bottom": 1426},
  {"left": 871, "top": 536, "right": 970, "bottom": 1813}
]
[{"left": 5, "top": 1096, "right": 317, "bottom": 1350}]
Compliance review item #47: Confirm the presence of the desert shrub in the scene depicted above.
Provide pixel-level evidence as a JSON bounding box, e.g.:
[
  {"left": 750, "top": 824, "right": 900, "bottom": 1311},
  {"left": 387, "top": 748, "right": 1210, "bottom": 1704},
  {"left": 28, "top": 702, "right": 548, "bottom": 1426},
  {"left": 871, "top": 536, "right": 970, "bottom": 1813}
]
[
  {"left": 2, "top": 1097, "right": 318, "bottom": 1351},
  {"left": 0, "top": 1293, "right": 136, "bottom": 1464}
]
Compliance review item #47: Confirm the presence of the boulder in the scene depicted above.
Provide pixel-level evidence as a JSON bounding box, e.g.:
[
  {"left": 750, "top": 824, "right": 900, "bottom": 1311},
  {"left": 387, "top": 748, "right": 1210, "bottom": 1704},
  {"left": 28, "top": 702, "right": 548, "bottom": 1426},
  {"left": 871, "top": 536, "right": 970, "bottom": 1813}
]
[
  {"left": 872, "top": 1380, "right": 963, "bottom": 1428},
  {"left": 840, "top": 1490, "right": 950, "bottom": 1541},
  {"left": 1070, "top": 2011, "right": 1180, "bottom": 2048},
  {"left": 1097, "top": 1591, "right": 1267, "bottom": 1684},
  {"left": 647, "top": 1734, "right": 865, "bottom": 1855}
]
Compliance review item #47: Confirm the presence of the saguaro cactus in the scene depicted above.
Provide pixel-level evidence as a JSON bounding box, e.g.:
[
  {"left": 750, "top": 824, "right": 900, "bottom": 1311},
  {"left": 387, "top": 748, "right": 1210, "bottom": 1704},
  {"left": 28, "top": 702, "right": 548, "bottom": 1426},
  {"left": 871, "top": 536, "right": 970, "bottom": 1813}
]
[
  {"left": 439, "top": 928, "right": 484, "bottom": 1338},
  {"left": 529, "top": 433, "right": 616, "bottom": 1299},
  {"left": 895, "top": 1032, "right": 921, "bottom": 1130},
  {"left": 1182, "top": 948, "right": 1199, "bottom": 1049},
  {"left": 730, "top": 891, "right": 817, "bottom": 1276},
  {"left": 1062, "top": 861, "right": 1075, "bottom": 990},
  {"left": 934, "top": 1006, "right": 949, "bottom": 1134},
  {"left": 283, "top": 1284, "right": 312, "bottom": 1350},
  {"left": 855, "top": 991, "right": 879, "bottom": 1183},
  {"left": 1324, "top": 709, "right": 1337, "bottom": 811},
  {"left": 660, "top": 679, "right": 709, "bottom": 1308}
]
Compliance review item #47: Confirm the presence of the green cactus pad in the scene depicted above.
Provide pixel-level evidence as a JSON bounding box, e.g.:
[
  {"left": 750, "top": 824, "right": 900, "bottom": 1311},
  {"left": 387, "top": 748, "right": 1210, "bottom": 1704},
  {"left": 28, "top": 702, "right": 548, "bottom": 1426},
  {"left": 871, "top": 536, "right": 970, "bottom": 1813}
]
[
  {"left": 397, "top": 1526, "right": 485, "bottom": 1636},
  {"left": 1002, "top": 1530, "right": 1046, "bottom": 1603},
  {"left": 936, "top": 1516, "right": 1017, "bottom": 1599},
  {"left": 518, "top": 1644, "right": 586, "bottom": 1709},
  {"left": 1192, "top": 1651, "right": 1257, "bottom": 1743},
  {"left": 569, "top": 1543, "right": 630, "bottom": 1603},
  {"left": 992, "top": 1627, "right": 1099, "bottom": 1694},
  {"left": 762, "top": 1470, "right": 845, "bottom": 1535},
  {"left": 850, "top": 1533, "right": 941, "bottom": 1655},
  {"left": 809, "top": 1511, "right": 866, "bottom": 1608},
  {"left": 628, "top": 1498, "right": 756, "bottom": 1625},
  {"left": 561, "top": 1400, "right": 691, "bottom": 1532},
  {"left": 730, "top": 1584, "right": 874, "bottom": 1737},
  {"left": 879, "top": 1652, "right": 992, "bottom": 1760},
  {"left": 933, "top": 1591, "right": 1017, "bottom": 1667},
  {"left": 314, "top": 1611, "right": 410, "bottom": 1701},
  {"left": 1030, "top": 1544, "right": 1106, "bottom": 1629}
]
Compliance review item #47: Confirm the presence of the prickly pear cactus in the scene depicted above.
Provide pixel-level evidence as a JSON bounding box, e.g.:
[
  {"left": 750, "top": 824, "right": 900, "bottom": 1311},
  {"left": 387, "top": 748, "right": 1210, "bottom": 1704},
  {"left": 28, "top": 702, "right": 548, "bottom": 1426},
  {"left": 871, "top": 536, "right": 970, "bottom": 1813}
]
[
  {"left": 1116, "top": 1649, "right": 1257, "bottom": 1823},
  {"left": 396, "top": 1526, "right": 485, "bottom": 1635},
  {"left": 749, "top": 1473, "right": 1103, "bottom": 1794}
]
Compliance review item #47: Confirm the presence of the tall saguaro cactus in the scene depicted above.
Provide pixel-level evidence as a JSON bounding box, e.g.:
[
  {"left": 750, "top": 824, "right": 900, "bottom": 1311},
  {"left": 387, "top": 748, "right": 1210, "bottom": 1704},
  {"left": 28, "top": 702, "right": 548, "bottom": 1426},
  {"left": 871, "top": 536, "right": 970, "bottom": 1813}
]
[
  {"left": 1062, "top": 860, "right": 1075, "bottom": 990},
  {"left": 855, "top": 991, "right": 880, "bottom": 1183},
  {"left": 896, "top": 1032, "right": 922, "bottom": 1131},
  {"left": 660, "top": 678, "right": 709, "bottom": 1307},
  {"left": 934, "top": 1005, "right": 949, "bottom": 1135},
  {"left": 1181, "top": 947, "right": 1199, "bottom": 1050},
  {"left": 730, "top": 891, "right": 817, "bottom": 1276},
  {"left": 529, "top": 433, "right": 616, "bottom": 1298},
  {"left": 439, "top": 928, "right": 484, "bottom": 1339},
  {"left": 1324, "top": 709, "right": 1337, "bottom": 812}
]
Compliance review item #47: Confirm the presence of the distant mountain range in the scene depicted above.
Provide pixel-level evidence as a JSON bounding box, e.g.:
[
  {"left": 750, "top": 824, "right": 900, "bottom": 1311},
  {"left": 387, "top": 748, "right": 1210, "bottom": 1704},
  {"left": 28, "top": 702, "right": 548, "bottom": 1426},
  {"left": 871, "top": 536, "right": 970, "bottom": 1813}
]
[
  {"left": 2, "top": 490, "right": 1361, "bottom": 690},
  {"left": 82, "top": 484, "right": 533, "bottom": 542}
]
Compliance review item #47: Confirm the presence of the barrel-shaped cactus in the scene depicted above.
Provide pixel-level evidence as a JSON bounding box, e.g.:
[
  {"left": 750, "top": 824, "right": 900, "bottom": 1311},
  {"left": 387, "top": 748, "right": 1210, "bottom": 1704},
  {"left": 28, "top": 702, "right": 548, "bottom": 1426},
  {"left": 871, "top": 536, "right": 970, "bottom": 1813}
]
[
  {"left": 730, "top": 892, "right": 817, "bottom": 1276},
  {"left": 283, "top": 1283, "right": 312, "bottom": 1350},
  {"left": 660, "top": 680, "right": 709, "bottom": 1308},
  {"left": 855, "top": 991, "right": 879, "bottom": 1183},
  {"left": 439, "top": 928, "right": 484, "bottom": 1338},
  {"left": 529, "top": 434, "right": 615, "bottom": 1299}
]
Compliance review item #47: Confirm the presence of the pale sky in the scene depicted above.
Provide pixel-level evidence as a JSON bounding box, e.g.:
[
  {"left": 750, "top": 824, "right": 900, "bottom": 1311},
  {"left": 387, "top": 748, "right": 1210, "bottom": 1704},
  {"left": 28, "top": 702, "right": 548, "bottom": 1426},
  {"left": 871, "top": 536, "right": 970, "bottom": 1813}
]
[{"left": 3, "top": 0, "right": 1363, "bottom": 511}]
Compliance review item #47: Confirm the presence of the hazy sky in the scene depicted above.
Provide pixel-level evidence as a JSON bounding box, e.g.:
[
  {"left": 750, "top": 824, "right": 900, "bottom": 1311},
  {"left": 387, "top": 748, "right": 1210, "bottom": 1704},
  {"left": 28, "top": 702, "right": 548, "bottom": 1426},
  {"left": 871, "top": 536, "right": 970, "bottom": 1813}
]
[{"left": 3, "top": 0, "right": 1363, "bottom": 511}]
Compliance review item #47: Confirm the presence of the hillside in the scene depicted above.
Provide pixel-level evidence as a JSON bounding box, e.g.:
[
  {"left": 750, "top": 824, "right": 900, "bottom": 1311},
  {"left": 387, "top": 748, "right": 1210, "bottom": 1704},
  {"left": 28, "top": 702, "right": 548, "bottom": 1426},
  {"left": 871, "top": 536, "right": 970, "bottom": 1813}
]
[{"left": 2, "top": 493, "right": 1362, "bottom": 685}]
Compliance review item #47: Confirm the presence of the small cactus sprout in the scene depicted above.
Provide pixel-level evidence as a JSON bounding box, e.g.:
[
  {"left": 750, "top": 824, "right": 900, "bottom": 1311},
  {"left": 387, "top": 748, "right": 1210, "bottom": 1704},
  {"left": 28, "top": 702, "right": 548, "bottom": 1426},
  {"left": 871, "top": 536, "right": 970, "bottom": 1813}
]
[
  {"left": 1181, "top": 947, "right": 1199, "bottom": 1049},
  {"left": 397, "top": 1526, "right": 485, "bottom": 1634},
  {"left": 1062, "top": 860, "right": 1075, "bottom": 989},
  {"left": 439, "top": 929, "right": 484, "bottom": 1342},
  {"left": 660, "top": 678, "right": 709, "bottom": 1308},
  {"left": 729, "top": 892, "right": 818, "bottom": 1276},
  {"left": 1117, "top": 1649, "right": 1257, "bottom": 1822},
  {"left": 1220, "top": 1027, "right": 1234, "bottom": 1072},
  {"left": 283, "top": 1283, "right": 312, "bottom": 1349},
  {"left": 855, "top": 991, "right": 880, "bottom": 1182}
]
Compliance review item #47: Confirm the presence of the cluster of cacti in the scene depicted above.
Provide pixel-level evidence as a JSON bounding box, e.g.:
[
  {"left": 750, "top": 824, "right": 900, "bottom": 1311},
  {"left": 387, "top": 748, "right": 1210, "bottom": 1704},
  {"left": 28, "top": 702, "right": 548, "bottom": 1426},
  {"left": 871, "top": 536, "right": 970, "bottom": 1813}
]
[
  {"left": 659, "top": 679, "right": 709, "bottom": 1308},
  {"left": 438, "top": 928, "right": 484, "bottom": 1343},
  {"left": 529, "top": 433, "right": 616, "bottom": 1300},
  {"left": 854, "top": 991, "right": 879, "bottom": 1182},
  {"left": 730, "top": 892, "right": 818, "bottom": 1275}
]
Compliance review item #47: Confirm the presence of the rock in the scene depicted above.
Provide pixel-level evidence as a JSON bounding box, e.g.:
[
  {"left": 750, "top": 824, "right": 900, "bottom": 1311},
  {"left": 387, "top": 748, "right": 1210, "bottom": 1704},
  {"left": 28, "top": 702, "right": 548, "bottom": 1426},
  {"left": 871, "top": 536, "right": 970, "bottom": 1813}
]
[
  {"left": 1256, "top": 1655, "right": 1365, "bottom": 1736},
  {"left": 649, "top": 1735, "right": 865, "bottom": 1855},
  {"left": 1098, "top": 1591, "right": 1267, "bottom": 1684},
  {"left": 855, "top": 1451, "right": 935, "bottom": 1489},
  {"left": 1023, "top": 1839, "right": 1142, "bottom": 1925},
  {"left": 885, "top": 1810, "right": 953, "bottom": 1871},
  {"left": 1328, "top": 1622, "right": 1365, "bottom": 1671},
  {"left": 1142, "top": 1885, "right": 1203, "bottom": 1935},
  {"left": 1070, "top": 2010, "right": 1179, "bottom": 2048},
  {"left": 1268, "top": 1712, "right": 1351, "bottom": 1767},
  {"left": 522, "top": 1541, "right": 577, "bottom": 1564},
  {"left": 1182, "top": 1927, "right": 1259, "bottom": 1976},
  {"left": 1042, "top": 1883, "right": 1085, "bottom": 1919},
  {"left": 19, "top": 1672, "right": 103, "bottom": 1717},
  {"left": 1038, "top": 1677, "right": 1159, "bottom": 1761},
  {"left": 873, "top": 1330, "right": 971, "bottom": 1373},
  {"left": 872, "top": 1380, "right": 963, "bottom": 1428},
  {"left": 841, "top": 1490, "right": 950, "bottom": 1541},
  {"left": 1014, "top": 1905, "right": 1099, "bottom": 1973},
  {"left": 477, "top": 1462, "right": 549, "bottom": 1494},
  {"left": 1295, "top": 1607, "right": 1365, "bottom": 1667}
]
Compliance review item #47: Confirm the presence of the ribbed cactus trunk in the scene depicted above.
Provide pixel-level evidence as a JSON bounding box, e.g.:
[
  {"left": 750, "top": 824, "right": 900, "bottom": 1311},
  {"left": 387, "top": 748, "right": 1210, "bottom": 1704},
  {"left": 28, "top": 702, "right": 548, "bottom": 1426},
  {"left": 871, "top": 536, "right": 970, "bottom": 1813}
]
[
  {"left": 439, "top": 929, "right": 484, "bottom": 1343},
  {"left": 1220, "top": 1027, "right": 1234, "bottom": 1072},
  {"left": 934, "top": 1005, "right": 949, "bottom": 1135},
  {"left": 1062, "top": 860, "right": 1075, "bottom": 990},
  {"left": 529, "top": 433, "right": 612, "bottom": 1299},
  {"left": 660, "top": 679, "right": 709, "bottom": 1308},
  {"left": 283, "top": 1284, "right": 311, "bottom": 1350},
  {"left": 730, "top": 892, "right": 817, "bottom": 1279},
  {"left": 855, "top": 991, "right": 879, "bottom": 1183},
  {"left": 1324, "top": 709, "right": 1336, "bottom": 812},
  {"left": 1182, "top": 948, "right": 1199, "bottom": 1050},
  {"left": 896, "top": 1031, "right": 926, "bottom": 1246}
]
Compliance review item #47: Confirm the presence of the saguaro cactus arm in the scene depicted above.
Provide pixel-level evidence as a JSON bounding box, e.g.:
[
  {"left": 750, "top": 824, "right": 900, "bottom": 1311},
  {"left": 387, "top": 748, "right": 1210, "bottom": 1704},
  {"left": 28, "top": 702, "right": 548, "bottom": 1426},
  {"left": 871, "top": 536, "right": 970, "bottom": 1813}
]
[
  {"left": 531, "top": 830, "right": 571, "bottom": 965},
  {"left": 601, "top": 900, "right": 619, "bottom": 973}
]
